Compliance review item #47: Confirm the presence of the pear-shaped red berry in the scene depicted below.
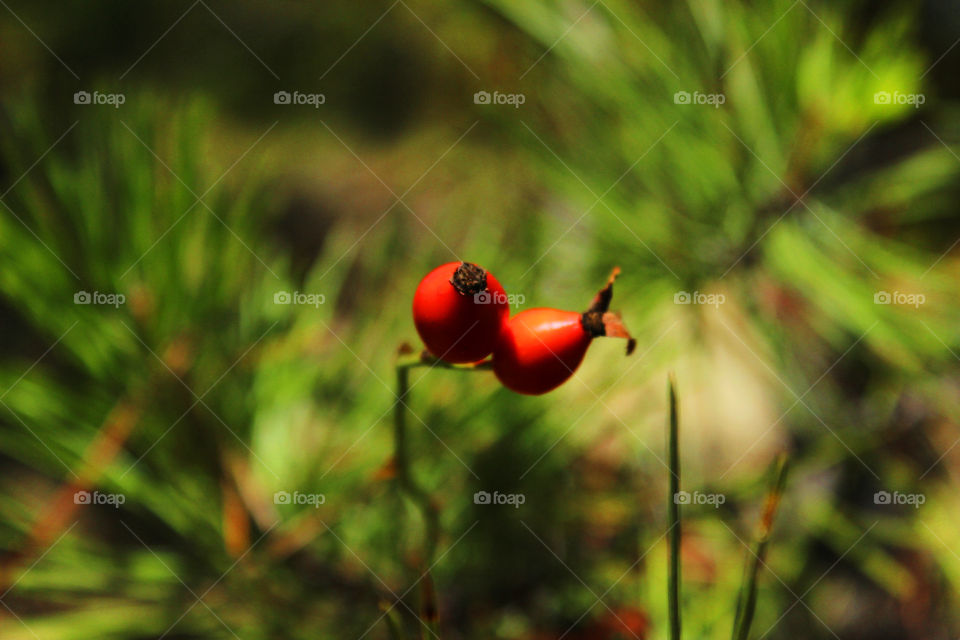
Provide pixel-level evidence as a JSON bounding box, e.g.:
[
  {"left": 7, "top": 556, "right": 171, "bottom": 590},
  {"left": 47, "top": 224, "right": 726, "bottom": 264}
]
[
  {"left": 493, "top": 268, "right": 634, "bottom": 395},
  {"left": 492, "top": 308, "right": 592, "bottom": 394}
]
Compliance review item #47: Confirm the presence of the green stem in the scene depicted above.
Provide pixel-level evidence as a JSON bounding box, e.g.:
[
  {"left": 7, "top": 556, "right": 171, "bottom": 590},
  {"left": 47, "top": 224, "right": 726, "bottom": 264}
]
[
  {"left": 397, "top": 349, "right": 492, "bottom": 372},
  {"left": 394, "top": 360, "right": 440, "bottom": 563},
  {"left": 731, "top": 454, "right": 789, "bottom": 640},
  {"left": 667, "top": 375, "right": 681, "bottom": 640},
  {"left": 391, "top": 348, "right": 490, "bottom": 563},
  {"left": 391, "top": 346, "right": 488, "bottom": 635}
]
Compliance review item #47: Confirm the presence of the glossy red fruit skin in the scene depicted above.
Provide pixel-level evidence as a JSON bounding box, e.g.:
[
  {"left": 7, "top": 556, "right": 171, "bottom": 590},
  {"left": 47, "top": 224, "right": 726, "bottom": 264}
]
[
  {"left": 493, "top": 308, "right": 592, "bottom": 395},
  {"left": 412, "top": 262, "right": 509, "bottom": 363}
]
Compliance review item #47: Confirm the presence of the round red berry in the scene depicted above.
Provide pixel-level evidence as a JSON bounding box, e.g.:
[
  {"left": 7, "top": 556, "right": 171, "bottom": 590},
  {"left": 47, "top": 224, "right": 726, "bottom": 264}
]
[{"left": 412, "top": 261, "right": 509, "bottom": 363}]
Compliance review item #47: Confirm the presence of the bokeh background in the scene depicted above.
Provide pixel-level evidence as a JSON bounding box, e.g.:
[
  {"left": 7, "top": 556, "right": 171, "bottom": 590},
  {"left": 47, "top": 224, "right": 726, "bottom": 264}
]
[{"left": 1, "top": 0, "right": 959, "bottom": 638}]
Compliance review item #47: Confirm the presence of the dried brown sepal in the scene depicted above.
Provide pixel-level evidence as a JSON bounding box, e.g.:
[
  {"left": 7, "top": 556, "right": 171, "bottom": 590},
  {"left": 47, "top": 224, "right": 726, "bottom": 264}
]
[
  {"left": 450, "top": 261, "right": 488, "bottom": 296},
  {"left": 581, "top": 310, "right": 636, "bottom": 354},
  {"left": 586, "top": 266, "right": 622, "bottom": 313},
  {"left": 603, "top": 311, "right": 637, "bottom": 355},
  {"left": 602, "top": 312, "right": 636, "bottom": 355},
  {"left": 581, "top": 268, "right": 635, "bottom": 354}
]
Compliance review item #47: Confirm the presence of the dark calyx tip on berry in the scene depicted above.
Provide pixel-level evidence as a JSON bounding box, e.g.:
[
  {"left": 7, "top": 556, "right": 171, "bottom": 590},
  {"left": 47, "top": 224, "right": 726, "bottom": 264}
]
[
  {"left": 450, "top": 261, "right": 488, "bottom": 296},
  {"left": 581, "top": 310, "right": 607, "bottom": 337}
]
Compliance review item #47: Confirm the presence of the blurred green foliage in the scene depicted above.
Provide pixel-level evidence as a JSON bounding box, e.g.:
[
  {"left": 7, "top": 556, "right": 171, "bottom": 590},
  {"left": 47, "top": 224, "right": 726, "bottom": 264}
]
[{"left": 1, "top": 0, "right": 959, "bottom": 638}]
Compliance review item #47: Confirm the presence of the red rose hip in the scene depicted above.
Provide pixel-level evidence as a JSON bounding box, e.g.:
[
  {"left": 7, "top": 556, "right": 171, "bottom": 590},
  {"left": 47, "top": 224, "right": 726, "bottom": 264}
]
[
  {"left": 413, "top": 261, "right": 509, "bottom": 363},
  {"left": 492, "top": 308, "right": 592, "bottom": 395},
  {"left": 493, "top": 268, "right": 635, "bottom": 395}
]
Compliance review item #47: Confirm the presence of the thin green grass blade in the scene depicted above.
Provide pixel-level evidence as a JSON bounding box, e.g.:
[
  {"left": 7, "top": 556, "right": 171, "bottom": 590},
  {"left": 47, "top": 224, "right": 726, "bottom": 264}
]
[{"left": 667, "top": 374, "right": 681, "bottom": 640}]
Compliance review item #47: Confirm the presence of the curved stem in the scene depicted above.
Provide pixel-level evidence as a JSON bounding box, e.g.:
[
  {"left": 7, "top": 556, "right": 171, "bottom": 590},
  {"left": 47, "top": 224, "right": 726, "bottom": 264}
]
[
  {"left": 394, "top": 361, "right": 440, "bottom": 563},
  {"left": 392, "top": 346, "right": 489, "bottom": 565},
  {"left": 397, "top": 349, "right": 492, "bottom": 372}
]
